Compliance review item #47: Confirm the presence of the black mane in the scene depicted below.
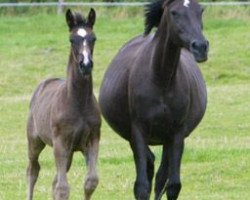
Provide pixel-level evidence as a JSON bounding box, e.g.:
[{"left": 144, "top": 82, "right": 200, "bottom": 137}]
[
  {"left": 74, "top": 12, "right": 86, "bottom": 27},
  {"left": 144, "top": 0, "right": 165, "bottom": 35},
  {"left": 144, "top": 0, "right": 176, "bottom": 35}
]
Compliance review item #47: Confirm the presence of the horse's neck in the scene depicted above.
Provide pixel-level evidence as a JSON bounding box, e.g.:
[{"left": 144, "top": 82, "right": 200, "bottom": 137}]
[
  {"left": 152, "top": 15, "right": 181, "bottom": 87},
  {"left": 66, "top": 53, "right": 93, "bottom": 107}
]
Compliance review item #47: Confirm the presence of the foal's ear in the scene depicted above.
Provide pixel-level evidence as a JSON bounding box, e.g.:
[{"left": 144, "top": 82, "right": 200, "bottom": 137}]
[
  {"left": 87, "top": 8, "right": 96, "bottom": 28},
  {"left": 66, "top": 9, "right": 76, "bottom": 30}
]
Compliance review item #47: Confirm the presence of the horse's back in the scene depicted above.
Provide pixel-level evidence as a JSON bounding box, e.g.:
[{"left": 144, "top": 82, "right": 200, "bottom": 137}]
[{"left": 28, "top": 78, "right": 65, "bottom": 145}]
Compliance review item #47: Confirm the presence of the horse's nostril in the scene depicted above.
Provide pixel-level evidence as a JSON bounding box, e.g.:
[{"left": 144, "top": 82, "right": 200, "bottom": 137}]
[
  {"left": 79, "top": 60, "right": 84, "bottom": 67},
  {"left": 191, "top": 41, "right": 198, "bottom": 50},
  {"left": 191, "top": 40, "right": 208, "bottom": 52}
]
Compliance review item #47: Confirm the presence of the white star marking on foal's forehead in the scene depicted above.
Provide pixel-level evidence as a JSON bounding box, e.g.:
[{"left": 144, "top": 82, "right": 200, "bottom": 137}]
[
  {"left": 77, "top": 28, "right": 87, "bottom": 38},
  {"left": 183, "top": 0, "right": 190, "bottom": 7}
]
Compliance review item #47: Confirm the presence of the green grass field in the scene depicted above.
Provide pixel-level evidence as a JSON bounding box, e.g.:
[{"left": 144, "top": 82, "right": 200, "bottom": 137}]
[{"left": 0, "top": 6, "right": 249, "bottom": 200}]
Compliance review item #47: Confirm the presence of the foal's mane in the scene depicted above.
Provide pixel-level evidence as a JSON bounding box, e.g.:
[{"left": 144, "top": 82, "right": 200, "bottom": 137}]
[
  {"left": 74, "top": 12, "right": 87, "bottom": 27},
  {"left": 144, "top": 0, "right": 174, "bottom": 35}
]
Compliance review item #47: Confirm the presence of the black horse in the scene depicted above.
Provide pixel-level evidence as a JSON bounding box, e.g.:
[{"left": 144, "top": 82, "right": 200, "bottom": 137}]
[{"left": 99, "top": 0, "right": 209, "bottom": 199}]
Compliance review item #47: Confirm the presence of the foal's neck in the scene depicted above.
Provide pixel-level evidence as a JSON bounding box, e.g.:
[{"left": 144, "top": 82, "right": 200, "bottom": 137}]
[
  {"left": 66, "top": 51, "right": 93, "bottom": 107},
  {"left": 152, "top": 11, "right": 181, "bottom": 88}
]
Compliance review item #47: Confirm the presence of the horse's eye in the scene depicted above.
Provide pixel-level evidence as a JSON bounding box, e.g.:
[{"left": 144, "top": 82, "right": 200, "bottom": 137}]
[{"left": 170, "top": 10, "right": 178, "bottom": 18}]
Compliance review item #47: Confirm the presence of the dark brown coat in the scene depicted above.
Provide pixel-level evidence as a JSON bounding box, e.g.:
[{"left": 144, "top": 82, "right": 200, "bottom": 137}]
[
  {"left": 27, "top": 9, "right": 101, "bottom": 200},
  {"left": 99, "top": 0, "right": 209, "bottom": 199}
]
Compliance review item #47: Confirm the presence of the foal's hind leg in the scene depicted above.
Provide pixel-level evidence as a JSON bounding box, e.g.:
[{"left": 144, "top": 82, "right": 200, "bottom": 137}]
[
  {"left": 27, "top": 136, "right": 45, "bottom": 200},
  {"left": 82, "top": 130, "right": 100, "bottom": 200}
]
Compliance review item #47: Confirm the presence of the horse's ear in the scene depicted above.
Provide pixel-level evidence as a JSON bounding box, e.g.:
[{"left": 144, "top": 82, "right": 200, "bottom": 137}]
[
  {"left": 87, "top": 8, "right": 96, "bottom": 28},
  {"left": 66, "top": 9, "right": 75, "bottom": 30}
]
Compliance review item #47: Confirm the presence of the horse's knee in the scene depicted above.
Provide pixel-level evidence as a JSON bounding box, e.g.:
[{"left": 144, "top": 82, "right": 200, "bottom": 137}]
[
  {"left": 134, "top": 181, "right": 150, "bottom": 200},
  {"left": 54, "top": 183, "right": 70, "bottom": 200},
  {"left": 84, "top": 175, "right": 99, "bottom": 195},
  {"left": 167, "top": 182, "right": 181, "bottom": 200},
  {"left": 27, "top": 160, "right": 40, "bottom": 176}
]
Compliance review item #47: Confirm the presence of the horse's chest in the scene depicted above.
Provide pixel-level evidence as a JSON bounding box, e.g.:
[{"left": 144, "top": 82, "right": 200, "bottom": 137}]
[{"left": 134, "top": 92, "right": 189, "bottom": 132}]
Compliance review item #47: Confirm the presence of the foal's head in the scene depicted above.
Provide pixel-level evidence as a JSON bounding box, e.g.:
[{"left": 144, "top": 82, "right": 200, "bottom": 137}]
[
  {"left": 145, "top": 0, "right": 209, "bottom": 62},
  {"left": 66, "top": 9, "right": 96, "bottom": 75}
]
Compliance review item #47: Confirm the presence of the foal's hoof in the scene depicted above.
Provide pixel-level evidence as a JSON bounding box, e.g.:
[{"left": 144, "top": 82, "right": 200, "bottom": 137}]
[{"left": 54, "top": 184, "right": 70, "bottom": 200}]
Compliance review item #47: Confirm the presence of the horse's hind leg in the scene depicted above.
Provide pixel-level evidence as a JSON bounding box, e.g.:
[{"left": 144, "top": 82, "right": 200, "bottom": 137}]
[
  {"left": 83, "top": 130, "right": 100, "bottom": 200},
  {"left": 154, "top": 146, "right": 168, "bottom": 200},
  {"left": 27, "top": 136, "right": 45, "bottom": 200},
  {"left": 147, "top": 148, "right": 155, "bottom": 195}
]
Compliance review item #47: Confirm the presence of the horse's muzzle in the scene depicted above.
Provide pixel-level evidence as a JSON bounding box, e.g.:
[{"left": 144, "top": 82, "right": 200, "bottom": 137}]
[
  {"left": 190, "top": 39, "right": 209, "bottom": 63},
  {"left": 79, "top": 60, "right": 93, "bottom": 75}
]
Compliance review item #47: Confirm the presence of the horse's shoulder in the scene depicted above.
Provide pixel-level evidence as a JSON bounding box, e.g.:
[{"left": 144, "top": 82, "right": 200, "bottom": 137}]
[
  {"left": 30, "top": 78, "right": 65, "bottom": 106},
  {"left": 179, "top": 49, "right": 206, "bottom": 92}
]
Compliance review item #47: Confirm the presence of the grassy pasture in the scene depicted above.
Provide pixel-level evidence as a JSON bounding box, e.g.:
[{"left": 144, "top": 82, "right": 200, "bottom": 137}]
[{"left": 0, "top": 6, "right": 250, "bottom": 200}]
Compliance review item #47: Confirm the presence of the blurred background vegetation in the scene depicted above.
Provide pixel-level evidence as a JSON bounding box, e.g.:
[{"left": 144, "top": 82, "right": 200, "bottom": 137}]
[{"left": 0, "top": 0, "right": 248, "bottom": 3}]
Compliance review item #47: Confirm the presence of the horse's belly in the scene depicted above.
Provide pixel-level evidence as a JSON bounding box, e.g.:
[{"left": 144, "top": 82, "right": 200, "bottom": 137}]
[{"left": 99, "top": 63, "right": 132, "bottom": 140}]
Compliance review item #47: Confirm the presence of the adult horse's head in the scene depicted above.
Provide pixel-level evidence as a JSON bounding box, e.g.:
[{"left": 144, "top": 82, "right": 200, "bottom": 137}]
[
  {"left": 145, "top": 0, "right": 209, "bottom": 62},
  {"left": 66, "top": 9, "right": 96, "bottom": 75}
]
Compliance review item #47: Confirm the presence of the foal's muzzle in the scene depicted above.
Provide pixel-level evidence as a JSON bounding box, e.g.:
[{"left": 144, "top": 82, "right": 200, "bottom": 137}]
[
  {"left": 190, "top": 39, "right": 209, "bottom": 63},
  {"left": 79, "top": 59, "right": 93, "bottom": 75}
]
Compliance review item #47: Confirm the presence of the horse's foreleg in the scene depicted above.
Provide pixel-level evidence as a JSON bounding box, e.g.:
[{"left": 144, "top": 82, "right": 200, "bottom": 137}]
[
  {"left": 83, "top": 130, "right": 100, "bottom": 200},
  {"left": 27, "top": 137, "right": 45, "bottom": 200},
  {"left": 52, "top": 152, "right": 73, "bottom": 199},
  {"left": 166, "top": 133, "right": 184, "bottom": 200},
  {"left": 53, "top": 135, "right": 72, "bottom": 200},
  {"left": 130, "top": 123, "right": 150, "bottom": 200}
]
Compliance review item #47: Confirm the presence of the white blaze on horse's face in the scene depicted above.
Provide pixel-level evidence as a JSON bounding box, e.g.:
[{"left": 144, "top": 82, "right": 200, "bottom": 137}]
[
  {"left": 77, "top": 28, "right": 87, "bottom": 38},
  {"left": 77, "top": 28, "right": 91, "bottom": 66},
  {"left": 83, "top": 41, "right": 90, "bottom": 65},
  {"left": 183, "top": 0, "right": 190, "bottom": 7}
]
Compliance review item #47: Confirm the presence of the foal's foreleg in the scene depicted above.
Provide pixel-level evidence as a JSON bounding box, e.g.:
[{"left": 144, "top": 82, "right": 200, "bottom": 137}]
[
  {"left": 130, "top": 123, "right": 150, "bottom": 200},
  {"left": 83, "top": 131, "right": 100, "bottom": 200},
  {"left": 53, "top": 135, "right": 73, "bottom": 200},
  {"left": 52, "top": 152, "right": 73, "bottom": 198}
]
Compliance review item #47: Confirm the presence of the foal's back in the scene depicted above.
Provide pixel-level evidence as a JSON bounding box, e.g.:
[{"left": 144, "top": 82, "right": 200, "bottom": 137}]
[{"left": 28, "top": 78, "right": 66, "bottom": 146}]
